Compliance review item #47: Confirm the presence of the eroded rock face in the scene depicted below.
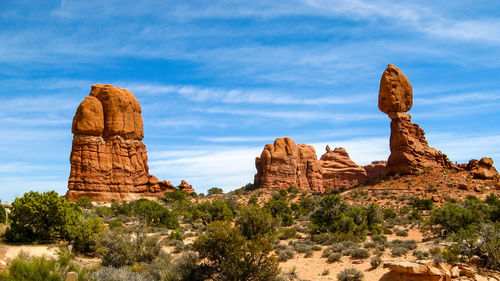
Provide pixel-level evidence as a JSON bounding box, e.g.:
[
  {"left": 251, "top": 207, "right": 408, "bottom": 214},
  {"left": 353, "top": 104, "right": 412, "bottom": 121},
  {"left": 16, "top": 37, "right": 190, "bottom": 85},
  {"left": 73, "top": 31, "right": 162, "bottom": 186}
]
[
  {"left": 364, "top": 161, "right": 387, "bottom": 183},
  {"left": 67, "top": 84, "right": 178, "bottom": 201},
  {"left": 379, "top": 65, "right": 453, "bottom": 175},
  {"left": 387, "top": 113, "right": 453, "bottom": 175},
  {"left": 320, "top": 146, "right": 367, "bottom": 190},
  {"left": 254, "top": 137, "right": 323, "bottom": 192},
  {"left": 254, "top": 139, "right": 366, "bottom": 192}
]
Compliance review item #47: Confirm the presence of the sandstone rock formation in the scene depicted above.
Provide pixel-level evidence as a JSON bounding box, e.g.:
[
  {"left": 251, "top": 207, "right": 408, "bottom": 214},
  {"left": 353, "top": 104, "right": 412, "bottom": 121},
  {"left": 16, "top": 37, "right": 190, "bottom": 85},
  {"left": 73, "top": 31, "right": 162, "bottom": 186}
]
[
  {"left": 254, "top": 138, "right": 367, "bottom": 192},
  {"left": 67, "top": 84, "right": 188, "bottom": 202},
  {"left": 363, "top": 161, "right": 387, "bottom": 183},
  {"left": 320, "top": 146, "right": 367, "bottom": 190},
  {"left": 466, "top": 157, "right": 499, "bottom": 179},
  {"left": 379, "top": 64, "right": 453, "bottom": 175},
  {"left": 383, "top": 261, "right": 452, "bottom": 281},
  {"left": 254, "top": 137, "right": 323, "bottom": 192}
]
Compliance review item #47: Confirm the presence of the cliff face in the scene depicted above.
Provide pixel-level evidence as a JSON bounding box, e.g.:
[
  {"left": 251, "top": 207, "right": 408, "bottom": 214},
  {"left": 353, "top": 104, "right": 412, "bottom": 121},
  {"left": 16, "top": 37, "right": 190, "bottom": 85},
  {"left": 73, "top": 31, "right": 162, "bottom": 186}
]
[
  {"left": 254, "top": 138, "right": 367, "bottom": 192},
  {"left": 67, "top": 84, "right": 192, "bottom": 202}
]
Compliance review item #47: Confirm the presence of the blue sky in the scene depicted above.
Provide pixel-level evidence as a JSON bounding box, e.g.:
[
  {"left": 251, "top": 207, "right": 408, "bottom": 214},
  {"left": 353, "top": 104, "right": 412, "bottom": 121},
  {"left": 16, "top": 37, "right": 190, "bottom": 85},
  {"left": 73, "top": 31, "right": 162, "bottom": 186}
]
[{"left": 1, "top": 0, "right": 499, "bottom": 201}]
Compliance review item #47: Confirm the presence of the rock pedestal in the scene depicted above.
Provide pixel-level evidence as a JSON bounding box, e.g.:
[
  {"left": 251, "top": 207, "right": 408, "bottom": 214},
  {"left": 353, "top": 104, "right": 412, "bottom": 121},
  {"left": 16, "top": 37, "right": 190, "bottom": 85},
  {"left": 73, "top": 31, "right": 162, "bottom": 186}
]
[{"left": 379, "top": 65, "right": 453, "bottom": 175}]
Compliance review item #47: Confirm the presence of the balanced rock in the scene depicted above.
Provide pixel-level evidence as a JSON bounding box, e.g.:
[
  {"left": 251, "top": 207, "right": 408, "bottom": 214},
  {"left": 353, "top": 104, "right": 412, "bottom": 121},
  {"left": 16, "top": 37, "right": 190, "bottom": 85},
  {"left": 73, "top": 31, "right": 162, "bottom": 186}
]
[
  {"left": 320, "top": 146, "right": 367, "bottom": 190},
  {"left": 254, "top": 138, "right": 366, "bottom": 192},
  {"left": 254, "top": 137, "right": 323, "bottom": 192},
  {"left": 67, "top": 84, "right": 177, "bottom": 201},
  {"left": 379, "top": 64, "right": 413, "bottom": 114},
  {"left": 379, "top": 65, "right": 453, "bottom": 175}
]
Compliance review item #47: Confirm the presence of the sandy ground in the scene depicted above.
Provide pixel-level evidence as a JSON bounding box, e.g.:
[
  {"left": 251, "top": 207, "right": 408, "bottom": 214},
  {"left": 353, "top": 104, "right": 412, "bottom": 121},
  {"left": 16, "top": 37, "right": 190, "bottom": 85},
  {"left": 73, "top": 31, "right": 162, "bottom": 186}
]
[{"left": 0, "top": 244, "right": 58, "bottom": 262}]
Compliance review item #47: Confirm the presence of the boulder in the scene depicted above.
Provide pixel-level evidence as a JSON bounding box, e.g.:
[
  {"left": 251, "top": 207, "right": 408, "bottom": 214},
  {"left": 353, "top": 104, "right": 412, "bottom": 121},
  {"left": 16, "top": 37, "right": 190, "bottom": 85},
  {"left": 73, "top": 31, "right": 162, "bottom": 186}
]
[
  {"left": 467, "top": 157, "right": 499, "bottom": 179},
  {"left": 383, "top": 261, "right": 449, "bottom": 281},
  {"left": 378, "top": 64, "right": 413, "bottom": 114},
  {"left": 67, "top": 84, "right": 180, "bottom": 201},
  {"left": 178, "top": 180, "right": 195, "bottom": 193}
]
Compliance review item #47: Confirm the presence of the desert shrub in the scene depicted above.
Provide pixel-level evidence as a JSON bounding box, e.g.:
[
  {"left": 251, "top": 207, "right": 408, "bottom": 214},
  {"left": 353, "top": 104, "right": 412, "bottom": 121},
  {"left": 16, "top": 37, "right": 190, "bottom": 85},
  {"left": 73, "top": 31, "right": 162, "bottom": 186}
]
[
  {"left": 430, "top": 198, "right": 490, "bottom": 236},
  {"left": 413, "top": 250, "right": 429, "bottom": 260},
  {"left": 248, "top": 195, "right": 258, "bottom": 206},
  {"left": 109, "top": 219, "right": 123, "bottom": 229},
  {"left": 163, "top": 189, "right": 189, "bottom": 204},
  {"left": 90, "top": 267, "right": 147, "bottom": 281},
  {"left": 207, "top": 187, "right": 223, "bottom": 195},
  {"left": 292, "top": 240, "right": 313, "bottom": 253},
  {"left": 66, "top": 216, "right": 105, "bottom": 254},
  {"left": 337, "top": 267, "right": 364, "bottom": 281},
  {"left": 326, "top": 252, "right": 342, "bottom": 263},
  {"left": 390, "top": 239, "right": 417, "bottom": 250},
  {"left": 299, "top": 196, "right": 317, "bottom": 214},
  {"left": 5, "top": 191, "right": 81, "bottom": 243},
  {"left": 110, "top": 200, "right": 133, "bottom": 217},
  {"left": 76, "top": 196, "right": 93, "bottom": 209},
  {"left": 98, "top": 229, "right": 162, "bottom": 267},
  {"left": 277, "top": 227, "right": 296, "bottom": 240},
  {"left": 236, "top": 205, "right": 276, "bottom": 239},
  {"left": 350, "top": 248, "right": 370, "bottom": 259},
  {"left": 193, "top": 221, "right": 279, "bottom": 281},
  {"left": 370, "top": 256, "right": 382, "bottom": 268},
  {"left": 95, "top": 206, "right": 115, "bottom": 218},
  {"left": 382, "top": 208, "right": 397, "bottom": 220},
  {"left": 264, "top": 198, "right": 294, "bottom": 226},
  {"left": 364, "top": 242, "right": 376, "bottom": 249},
  {"left": 0, "top": 204, "right": 6, "bottom": 224},
  {"left": 277, "top": 247, "right": 295, "bottom": 261},
  {"left": 196, "top": 200, "right": 234, "bottom": 225},
  {"left": 409, "top": 197, "right": 434, "bottom": 210},
  {"left": 170, "top": 230, "right": 184, "bottom": 241},
  {"left": 131, "top": 199, "right": 179, "bottom": 229},
  {"left": 394, "top": 228, "right": 408, "bottom": 237},
  {"left": 391, "top": 246, "right": 409, "bottom": 256},
  {"left": 310, "top": 195, "right": 368, "bottom": 241},
  {"left": 288, "top": 186, "right": 299, "bottom": 194}
]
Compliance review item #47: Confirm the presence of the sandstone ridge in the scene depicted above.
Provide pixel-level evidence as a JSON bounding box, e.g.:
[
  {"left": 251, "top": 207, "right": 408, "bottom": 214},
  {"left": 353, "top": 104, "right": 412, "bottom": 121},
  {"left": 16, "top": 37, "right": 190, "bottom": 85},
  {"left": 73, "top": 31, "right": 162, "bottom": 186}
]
[
  {"left": 254, "top": 137, "right": 372, "bottom": 192},
  {"left": 67, "top": 84, "right": 193, "bottom": 202}
]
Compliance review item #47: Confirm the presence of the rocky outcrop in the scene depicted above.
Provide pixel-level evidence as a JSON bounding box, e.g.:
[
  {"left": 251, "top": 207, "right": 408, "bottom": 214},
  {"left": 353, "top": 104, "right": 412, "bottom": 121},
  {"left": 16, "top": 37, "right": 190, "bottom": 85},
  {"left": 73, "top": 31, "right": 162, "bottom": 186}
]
[
  {"left": 466, "top": 157, "right": 499, "bottom": 179},
  {"left": 67, "top": 84, "right": 188, "bottom": 202},
  {"left": 320, "top": 146, "right": 367, "bottom": 190},
  {"left": 254, "top": 137, "right": 323, "bottom": 192},
  {"left": 178, "top": 180, "right": 195, "bottom": 193},
  {"left": 383, "top": 261, "right": 451, "bottom": 281},
  {"left": 379, "top": 64, "right": 453, "bottom": 175},
  {"left": 363, "top": 161, "right": 386, "bottom": 183},
  {"left": 254, "top": 138, "right": 366, "bottom": 192}
]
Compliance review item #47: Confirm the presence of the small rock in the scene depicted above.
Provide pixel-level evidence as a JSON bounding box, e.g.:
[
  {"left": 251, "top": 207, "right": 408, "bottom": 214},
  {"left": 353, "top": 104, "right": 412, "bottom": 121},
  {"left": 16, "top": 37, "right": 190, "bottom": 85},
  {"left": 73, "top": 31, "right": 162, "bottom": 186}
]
[
  {"left": 475, "top": 274, "right": 488, "bottom": 281},
  {"left": 474, "top": 186, "right": 482, "bottom": 192},
  {"left": 451, "top": 266, "right": 460, "bottom": 278}
]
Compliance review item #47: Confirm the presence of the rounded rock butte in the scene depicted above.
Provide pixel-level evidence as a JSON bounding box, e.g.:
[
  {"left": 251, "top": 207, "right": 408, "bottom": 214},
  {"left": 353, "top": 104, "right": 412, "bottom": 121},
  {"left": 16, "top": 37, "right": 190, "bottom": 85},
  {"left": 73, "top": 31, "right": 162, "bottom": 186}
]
[{"left": 67, "top": 84, "right": 193, "bottom": 202}]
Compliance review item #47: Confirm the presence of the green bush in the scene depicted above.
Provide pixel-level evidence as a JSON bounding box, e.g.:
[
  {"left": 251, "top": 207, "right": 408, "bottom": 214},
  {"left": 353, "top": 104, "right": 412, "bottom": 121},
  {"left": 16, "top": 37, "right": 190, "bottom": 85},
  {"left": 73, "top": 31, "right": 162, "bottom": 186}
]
[
  {"left": 75, "top": 196, "right": 93, "bottom": 209},
  {"left": 409, "top": 197, "right": 434, "bottom": 210},
  {"left": 193, "top": 221, "right": 279, "bottom": 281},
  {"left": 108, "top": 219, "right": 123, "bottom": 229},
  {"left": 170, "top": 230, "right": 184, "bottom": 241},
  {"left": 196, "top": 200, "right": 234, "bottom": 225},
  {"left": 66, "top": 217, "right": 105, "bottom": 254},
  {"left": 5, "top": 191, "right": 81, "bottom": 243},
  {"left": 110, "top": 200, "right": 133, "bottom": 217},
  {"left": 98, "top": 229, "right": 162, "bottom": 267},
  {"left": 131, "top": 199, "right": 179, "bottom": 229},
  {"left": 0, "top": 204, "right": 6, "bottom": 224},
  {"left": 163, "top": 190, "right": 189, "bottom": 204},
  {"left": 310, "top": 195, "right": 368, "bottom": 241},
  {"left": 95, "top": 206, "right": 115, "bottom": 218},
  {"left": 337, "top": 267, "right": 364, "bottom": 281},
  {"left": 264, "top": 198, "right": 294, "bottom": 226},
  {"left": 207, "top": 187, "right": 224, "bottom": 195},
  {"left": 370, "top": 256, "right": 382, "bottom": 268},
  {"left": 236, "top": 205, "right": 276, "bottom": 239}
]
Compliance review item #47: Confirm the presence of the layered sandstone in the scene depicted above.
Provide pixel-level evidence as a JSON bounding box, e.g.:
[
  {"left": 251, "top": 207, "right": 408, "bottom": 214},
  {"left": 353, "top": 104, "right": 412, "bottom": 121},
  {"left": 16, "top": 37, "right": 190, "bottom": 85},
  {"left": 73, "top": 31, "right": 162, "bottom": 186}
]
[
  {"left": 67, "top": 84, "right": 182, "bottom": 201},
  {"left": 320, "top": 146, "right": 367, "bottom": 190},
  {"left": 254, "top": 138, "right": 367, "bottom": 192},
  {"left": 363, "top": 161, "right": 387, "bottom": 183},
  {"left": 379, "top": 64, "right": 453, "bottom": 175},
  {"left": 466, "top": 157, "right": 499, "bottom": 179}
]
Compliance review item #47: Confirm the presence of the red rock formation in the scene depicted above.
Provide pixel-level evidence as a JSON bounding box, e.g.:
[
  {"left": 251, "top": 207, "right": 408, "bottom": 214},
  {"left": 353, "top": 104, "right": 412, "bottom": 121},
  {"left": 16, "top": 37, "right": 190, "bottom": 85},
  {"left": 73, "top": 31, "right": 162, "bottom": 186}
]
[
  {"left": 178, "top": 180, "right": 195, "bottom": 193},
  {"left": 254, "top": 139, "right": 367, "bottom": 192},
  {"left": 379, "top": 65, "right": 453, "bottom": 175},
  {"left": 320, "top": 146, "right": 367, "bottom": 190},
  {"left": 67, "top": 84, "right": 181, "bottom": 201},
  {"left": 466, "top": 157, "right": 499, "bottom": 179},
  {"left": 254, "top": 137, "right": 323, "bottom": 192},
  {"left": 363, "top": 161, "right": 387, "bottom": 183}
]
